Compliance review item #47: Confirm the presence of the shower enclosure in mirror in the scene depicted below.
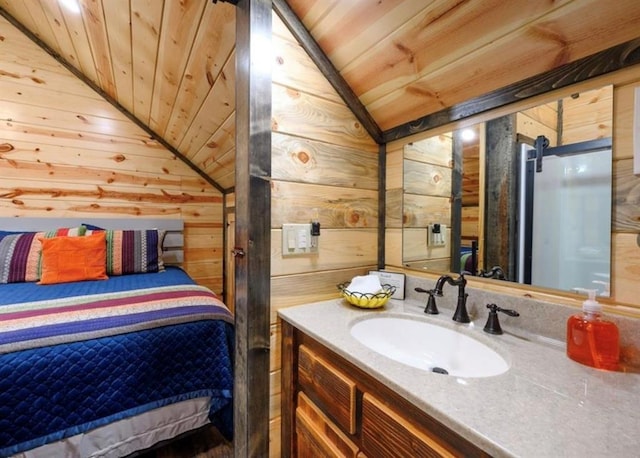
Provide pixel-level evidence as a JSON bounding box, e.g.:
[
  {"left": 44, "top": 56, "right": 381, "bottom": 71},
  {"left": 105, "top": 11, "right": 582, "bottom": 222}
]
[{"left": 402, "top": 85, "right": 613, "bottom": 297}]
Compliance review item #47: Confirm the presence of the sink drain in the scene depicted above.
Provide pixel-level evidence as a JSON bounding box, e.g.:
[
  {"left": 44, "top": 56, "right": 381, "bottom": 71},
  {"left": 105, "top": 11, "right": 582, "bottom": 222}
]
[{"left": 431, "top": 367, "right": 449, "bottom": 375}]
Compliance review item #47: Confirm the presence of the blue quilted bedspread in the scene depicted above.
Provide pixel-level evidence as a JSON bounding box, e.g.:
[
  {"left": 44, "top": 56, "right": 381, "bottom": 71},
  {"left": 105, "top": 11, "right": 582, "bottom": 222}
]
[{"left": 0, "top": 267, "right": 234, "bottom": 457}]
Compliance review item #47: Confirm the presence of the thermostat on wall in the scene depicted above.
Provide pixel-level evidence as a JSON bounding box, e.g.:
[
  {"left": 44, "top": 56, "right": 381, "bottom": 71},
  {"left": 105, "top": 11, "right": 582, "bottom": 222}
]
[{"left": 368, "top": 270, "right": 405, "bottom": 300}]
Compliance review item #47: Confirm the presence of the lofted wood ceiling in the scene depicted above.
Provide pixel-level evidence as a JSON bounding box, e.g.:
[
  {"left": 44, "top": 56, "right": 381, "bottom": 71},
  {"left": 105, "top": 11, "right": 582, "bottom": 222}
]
[{"left": 2, "top": 0, "right": 640, "bottom": 192}]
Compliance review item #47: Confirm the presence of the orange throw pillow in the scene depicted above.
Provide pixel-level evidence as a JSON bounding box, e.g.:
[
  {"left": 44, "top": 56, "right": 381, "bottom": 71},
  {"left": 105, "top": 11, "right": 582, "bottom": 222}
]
[{"left": 38, "top": 232, "right": 108, "bottom": 285}]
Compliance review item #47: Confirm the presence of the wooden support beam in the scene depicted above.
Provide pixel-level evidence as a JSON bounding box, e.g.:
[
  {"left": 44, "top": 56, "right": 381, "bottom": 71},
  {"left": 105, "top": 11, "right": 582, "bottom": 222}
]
[
  {"left": 272, "top": 0, "right": 383, "bottom": 145},
  {"left": 383, "top": 38, "right": 640, "bottom": 143},
  {"left": 234, "top": 0, "right": 272, "bottom": 457},
  {"left": 378, "top": 143, "right": 386, "bottom": 269}
]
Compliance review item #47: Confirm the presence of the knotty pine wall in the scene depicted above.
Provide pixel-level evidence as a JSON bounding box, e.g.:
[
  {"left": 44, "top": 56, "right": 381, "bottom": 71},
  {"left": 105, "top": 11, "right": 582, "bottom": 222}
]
[
  {"left": 386, "top": 68, "right": 640, "bottom": 313},
  {"left": 269, "top": 14, "right": 379, "bottom": 457},
  {"left": 0, "top": 16, "right": 224, "bottom": 293}
]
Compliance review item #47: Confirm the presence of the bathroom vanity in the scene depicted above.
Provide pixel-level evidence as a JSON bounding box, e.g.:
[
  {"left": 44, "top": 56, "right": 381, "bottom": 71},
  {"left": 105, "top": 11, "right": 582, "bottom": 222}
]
[{"left": 279, "top": 294, "right": 640, "bottom": 457}]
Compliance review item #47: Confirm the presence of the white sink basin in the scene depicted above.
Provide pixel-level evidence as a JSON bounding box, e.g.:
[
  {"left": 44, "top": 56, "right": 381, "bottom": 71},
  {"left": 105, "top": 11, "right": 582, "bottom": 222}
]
[{"left": 350, "top": 316, "right": 509, "bottom": 378}]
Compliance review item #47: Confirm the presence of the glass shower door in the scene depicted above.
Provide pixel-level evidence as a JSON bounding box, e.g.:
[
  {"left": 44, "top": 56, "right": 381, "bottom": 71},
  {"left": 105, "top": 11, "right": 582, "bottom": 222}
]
[{"left": 518, "top": 139, "right": 612, "bottom": 295}]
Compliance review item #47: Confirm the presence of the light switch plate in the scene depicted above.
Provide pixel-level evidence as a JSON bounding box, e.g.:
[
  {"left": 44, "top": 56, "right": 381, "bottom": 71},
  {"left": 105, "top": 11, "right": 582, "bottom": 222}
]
[
  {"left": 281, "top": 223, "right": 318, "bottom": 256},
  {"left": 368, "top": 270, "right": 405, "bottom": 300}
]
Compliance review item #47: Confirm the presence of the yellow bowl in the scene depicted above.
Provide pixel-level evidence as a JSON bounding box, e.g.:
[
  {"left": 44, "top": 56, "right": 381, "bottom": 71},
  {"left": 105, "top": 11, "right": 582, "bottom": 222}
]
[{"left": 337, "top": 282, "right": 396, "bottom": 309}]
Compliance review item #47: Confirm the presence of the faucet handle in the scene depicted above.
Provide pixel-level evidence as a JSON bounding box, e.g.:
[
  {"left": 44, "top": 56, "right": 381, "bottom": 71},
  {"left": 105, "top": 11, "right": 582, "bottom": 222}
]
[
  {"left": 483, "top": 303, "right": 519, "bottom": 335},
  {"left": 415, "top": 287, "right": 439, "bottom": 315}
]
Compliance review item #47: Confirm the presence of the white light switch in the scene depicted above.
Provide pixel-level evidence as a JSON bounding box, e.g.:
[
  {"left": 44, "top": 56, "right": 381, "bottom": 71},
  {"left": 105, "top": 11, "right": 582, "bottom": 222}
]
[{"left": 282, "top": 223, "right": 319, "bottom": 256}]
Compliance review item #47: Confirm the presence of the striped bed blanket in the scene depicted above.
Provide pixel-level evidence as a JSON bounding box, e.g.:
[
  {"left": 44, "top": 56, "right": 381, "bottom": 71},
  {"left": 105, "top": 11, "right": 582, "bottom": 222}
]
[
  {"left": 0, "top": 274, "right": 235, "bottom": 456},
  {"left": 0, "top": 284, "right": 233, "bottom": 354}
]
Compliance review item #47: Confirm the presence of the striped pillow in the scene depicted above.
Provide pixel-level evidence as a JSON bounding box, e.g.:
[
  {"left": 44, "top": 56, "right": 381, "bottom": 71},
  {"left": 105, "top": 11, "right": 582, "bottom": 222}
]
[
  {"left": 0, "top": 226, "right": 87, "bottom": 283},
  {"left": 86, "top": 229, "right": 166, "bottom": 276}
]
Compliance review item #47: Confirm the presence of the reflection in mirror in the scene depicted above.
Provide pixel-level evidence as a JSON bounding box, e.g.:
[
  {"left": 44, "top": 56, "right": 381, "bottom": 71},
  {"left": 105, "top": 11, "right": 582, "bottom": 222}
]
[{"left": 402, "top": 85, "right": 613, "bottom": 297}]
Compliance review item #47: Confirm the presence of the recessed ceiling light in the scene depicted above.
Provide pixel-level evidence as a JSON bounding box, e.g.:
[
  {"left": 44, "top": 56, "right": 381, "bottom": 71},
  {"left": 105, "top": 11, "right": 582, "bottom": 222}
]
[
  {"left": 461, "top": 128, "right": 476, "bottom": 142},
  {"left": 59, "top": 0, "right": 81, "bottom": 14}
]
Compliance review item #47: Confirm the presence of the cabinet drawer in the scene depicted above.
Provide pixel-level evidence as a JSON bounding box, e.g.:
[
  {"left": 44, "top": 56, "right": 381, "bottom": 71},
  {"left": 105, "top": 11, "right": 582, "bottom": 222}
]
[
  {"left": 298, "top": 344, "right": 357, "bottom": 434},
  {"left": 296, "top": 392, "right": 359, "bottom": 458},
  {"left": 362, "top": 393, "right": 455, "bottom": 458}
]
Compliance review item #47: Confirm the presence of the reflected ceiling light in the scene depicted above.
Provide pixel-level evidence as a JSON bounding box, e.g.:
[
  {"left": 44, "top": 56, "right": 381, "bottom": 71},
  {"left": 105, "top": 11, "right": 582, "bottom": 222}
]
[
  {"left": 59, "top": 0, "right": 81, "bottom": 14},
  {"left": 461, "top": 128, "right": 476, "bottom": 142}
]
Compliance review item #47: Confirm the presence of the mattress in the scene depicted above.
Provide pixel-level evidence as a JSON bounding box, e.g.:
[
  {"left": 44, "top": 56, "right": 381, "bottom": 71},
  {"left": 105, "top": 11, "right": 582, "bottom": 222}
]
[{"left": 0, "top": 267, "right": 234, "bottom": 457}]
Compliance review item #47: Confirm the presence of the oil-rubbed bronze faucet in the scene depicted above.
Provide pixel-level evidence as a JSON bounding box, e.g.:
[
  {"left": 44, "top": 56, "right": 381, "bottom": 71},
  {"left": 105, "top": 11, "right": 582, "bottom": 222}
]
[{"left": 433, "top": 274, "right": 470, "bottom": 323}]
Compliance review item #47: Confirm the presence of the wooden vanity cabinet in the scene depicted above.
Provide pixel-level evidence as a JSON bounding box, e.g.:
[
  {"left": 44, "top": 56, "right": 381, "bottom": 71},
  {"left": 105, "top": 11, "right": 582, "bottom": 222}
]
[{"left": 281, "top": 320, "right": 490, "bottom": 458}]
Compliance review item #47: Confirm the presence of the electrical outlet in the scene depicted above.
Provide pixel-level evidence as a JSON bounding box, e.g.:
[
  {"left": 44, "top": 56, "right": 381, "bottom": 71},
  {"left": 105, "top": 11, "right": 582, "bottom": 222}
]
[{"left": 428, "top": 224, "right": 447, "bottom": 247}]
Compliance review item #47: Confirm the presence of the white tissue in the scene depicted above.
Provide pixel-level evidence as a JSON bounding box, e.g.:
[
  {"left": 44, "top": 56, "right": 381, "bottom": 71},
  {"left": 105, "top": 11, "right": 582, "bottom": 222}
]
[{"left": 349, "top": 275, "right": 382, "bottom": 294}]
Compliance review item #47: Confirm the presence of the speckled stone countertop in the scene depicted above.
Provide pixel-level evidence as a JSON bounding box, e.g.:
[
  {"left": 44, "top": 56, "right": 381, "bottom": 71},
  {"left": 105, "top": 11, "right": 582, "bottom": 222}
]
[{"left": 279, "top": 294, "right": 640, "bottom": 457}]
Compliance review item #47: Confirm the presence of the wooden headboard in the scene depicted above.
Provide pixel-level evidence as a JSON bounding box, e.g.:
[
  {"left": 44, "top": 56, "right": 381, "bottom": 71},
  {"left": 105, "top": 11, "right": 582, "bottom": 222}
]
[{"left": 0, "top": 217, "right": 184, "bottom": 266}]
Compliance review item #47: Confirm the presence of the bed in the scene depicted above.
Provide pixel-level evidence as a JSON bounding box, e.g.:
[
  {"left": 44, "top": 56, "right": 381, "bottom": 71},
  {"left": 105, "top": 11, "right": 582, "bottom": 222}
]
[{"left": 0, "top": 218, "right": 234, "bottom": 458}]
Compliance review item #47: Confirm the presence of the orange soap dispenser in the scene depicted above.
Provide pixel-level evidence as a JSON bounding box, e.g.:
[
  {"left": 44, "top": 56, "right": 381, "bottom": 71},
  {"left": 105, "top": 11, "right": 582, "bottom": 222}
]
[{"left": 566, "top": 289, "right": 620, "bottom": 371}]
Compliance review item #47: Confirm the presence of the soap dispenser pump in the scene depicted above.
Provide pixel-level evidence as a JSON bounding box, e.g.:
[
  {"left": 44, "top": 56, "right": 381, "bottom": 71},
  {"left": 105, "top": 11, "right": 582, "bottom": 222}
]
[{"left": 566, "top": 288, "right": 619, "bottom": 371}]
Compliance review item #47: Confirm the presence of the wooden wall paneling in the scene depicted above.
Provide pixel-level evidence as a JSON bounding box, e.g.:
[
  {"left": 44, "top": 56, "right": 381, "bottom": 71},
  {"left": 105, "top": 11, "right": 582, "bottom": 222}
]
[
  {"left": 303, "top": 1, "right": 428, "bottom": 73},
  {"left": 0, "top": 178, "right": 220, "bottom": 206},
  {"left": 403, "top": 227, "right": 450, "bottom": 263},
  {"left": 130, "top": 0, "right": 163, "bottom": 123},
  {"left": 0, "top": 1, "right": 38, "bottom": 38},
  {"left": 79, "top": 0, "right": 117, "bottom": 98},
  {"left": 102, "top": 0, "right": 134, "bottom": 113},
  {"left": 177, "top": 52, "right": 236, "bottom": 156},
  {"left": 272, "top": 132, "right": 378, "bottom": 189},
  {"left": 51, "top": 0, "right": 100, "bottom": 85},
  {"left": 461, "top": 140, "right": 480, "bottom": 207},
  {"left": 461, "top": 207, "right": 479, "bottom": 239},
  {"left": 272, "top": 20, "right": 342, "bottom": 105},
  {"left": 613, "top": 158, "right": 640, "bottom": 233},
  {"left": 35, "top": 0, "right": 80, "bottom": 68},
  {"left": 343, "top": 0, "right": 573, "bottom": 105},
  {"left": 21, "top": 0, "right": 60, "bottom": 52},
  {"left": 518, "top": 102, "right": 559, "bottom": 131},
  {"left": 385, "top": 228, "right": 402, "bottom": 268},
  {"left": 271, "top": 228, "right": 377, "bottom": 277},
  {"left": 1, "top": 73, "right": 110, "bottom": 108},
  {"left": 516, "top": 111, "right": 558, "bottom": 146},
  {"left": 385, "top": 189, "right": 402, "bottom": 229},
  {"left": 561, "top": 85, "right": 613, "bottom": 144},
  {"left": 404, "top": 135, "right": 452, "bottom": 167},
  {"left": 0, "top": 100, "right": 146, "bottom": 139},
  {"left": 613, "top": 80, "right": 636, "bottom": 161},
  {"left": 165, "top": 2, "right": 235, "bottom": 146},
  {"left": 270, "top": 267, "right": 373, "bottom": 321},
  {"left": 365, "top": 1, "right": 640, "bottom": 130},
  {"left": 271, "top": 181, "right": 378, "bottom": 228},
  {"left": 212, "top": 162, "right": 235, "bottom": 191},
  {"left": 193, "top": 112, "right": 236, "bottom": 173},
  {"left": 0, "top": 118, "right": 168, "bottom": 156},
  {"left": 403, "top": 160, "right": 452, "bottom": 197},
  {"left": 272, "top": 83, "right": 376, "bottom": 151},
  {"left": 0, "top": 155, "right": 209, "bottom": 193},
  {"left": 385, "top": 143, "right": 403, "bottom": 190},
  {"left": 272, "top": 0, "right": 382, "bottom": 143},
  {"left": 402, "top": 194, "right": 450, "bottom": 229},
  {"left": 149, "top": 0, "right": 205, "bottom": 135},
  {"left": 611, "top": 233, "right": 640, "bottom": 306}
]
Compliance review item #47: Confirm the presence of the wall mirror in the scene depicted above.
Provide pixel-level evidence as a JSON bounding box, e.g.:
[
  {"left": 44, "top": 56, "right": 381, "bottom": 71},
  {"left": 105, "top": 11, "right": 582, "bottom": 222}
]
[{"left": 402, "top": 85, "right": 613, "bottom": 297}]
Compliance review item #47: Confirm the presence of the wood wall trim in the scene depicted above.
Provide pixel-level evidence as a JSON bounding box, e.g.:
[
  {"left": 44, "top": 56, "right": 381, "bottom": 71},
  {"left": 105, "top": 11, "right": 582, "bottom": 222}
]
[
  {"left": 0, "top": 6, "right": 226, "bottom": 194},
  {"left": 383, "top": 38, "right": 640, "bottom": 143},
  {"left": 272, "top": 0, "right": 383, "bottom": 144},
  {"left": 378, "top": 143, "right": 386, "bottom": 269}
]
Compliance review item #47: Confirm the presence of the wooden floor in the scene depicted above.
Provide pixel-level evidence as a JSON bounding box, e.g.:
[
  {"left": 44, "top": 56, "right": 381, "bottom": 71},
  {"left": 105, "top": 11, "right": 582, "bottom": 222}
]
[{"left": 132, "top": 425, "right": 233, "bottom": 458}]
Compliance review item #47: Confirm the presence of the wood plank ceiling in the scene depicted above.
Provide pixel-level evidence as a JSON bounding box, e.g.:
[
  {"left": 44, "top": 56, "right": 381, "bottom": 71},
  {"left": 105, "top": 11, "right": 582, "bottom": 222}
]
[{"left": 2, "top": 0, "right": 640, "bottom": 192}]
